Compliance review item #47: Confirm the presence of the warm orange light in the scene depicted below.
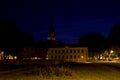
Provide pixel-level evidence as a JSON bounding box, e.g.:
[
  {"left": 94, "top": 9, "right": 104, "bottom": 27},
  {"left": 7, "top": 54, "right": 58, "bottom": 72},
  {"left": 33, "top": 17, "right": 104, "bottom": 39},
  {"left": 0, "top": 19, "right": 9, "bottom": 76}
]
[{"left": 81, "top": 56, "right": 84, "bottom": 59}]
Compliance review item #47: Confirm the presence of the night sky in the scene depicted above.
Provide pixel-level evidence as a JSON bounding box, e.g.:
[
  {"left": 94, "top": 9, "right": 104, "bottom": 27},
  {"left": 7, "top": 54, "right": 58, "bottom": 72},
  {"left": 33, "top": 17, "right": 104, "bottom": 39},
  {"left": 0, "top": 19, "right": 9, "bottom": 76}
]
[{"left": 0, "top": 0, "right": 120, "bottom": 43}]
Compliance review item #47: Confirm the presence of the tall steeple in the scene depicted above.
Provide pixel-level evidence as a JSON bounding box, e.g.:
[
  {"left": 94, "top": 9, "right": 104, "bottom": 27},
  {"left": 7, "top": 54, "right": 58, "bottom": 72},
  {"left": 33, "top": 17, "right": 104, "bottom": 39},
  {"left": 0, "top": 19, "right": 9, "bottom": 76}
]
[{"left": 48, "top": 17, "right": 56, "bottom": 41}]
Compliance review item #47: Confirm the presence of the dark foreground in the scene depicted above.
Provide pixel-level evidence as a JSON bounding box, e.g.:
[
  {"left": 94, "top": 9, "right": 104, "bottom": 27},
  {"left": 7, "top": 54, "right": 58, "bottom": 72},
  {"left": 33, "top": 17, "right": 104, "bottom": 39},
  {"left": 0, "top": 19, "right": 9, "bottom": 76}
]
[{"left": 0, "top": 62, "right": 120, "bottom": 80}]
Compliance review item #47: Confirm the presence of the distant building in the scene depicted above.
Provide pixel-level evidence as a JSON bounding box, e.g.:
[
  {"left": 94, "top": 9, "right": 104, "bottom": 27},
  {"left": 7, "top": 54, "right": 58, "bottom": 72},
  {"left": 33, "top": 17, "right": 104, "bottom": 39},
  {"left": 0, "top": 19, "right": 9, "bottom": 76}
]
[
  {"left": 17, "top": 48, "right": 35, "bottom": 59},
  {"left": 47, "top": 46, "right": 88, "bottom": 62},
  {"left": 16, "top": 48, "right": 46, "bottom": 59},
  {"left": 46, "top": 17, "right": 88, "bottom": 62}
]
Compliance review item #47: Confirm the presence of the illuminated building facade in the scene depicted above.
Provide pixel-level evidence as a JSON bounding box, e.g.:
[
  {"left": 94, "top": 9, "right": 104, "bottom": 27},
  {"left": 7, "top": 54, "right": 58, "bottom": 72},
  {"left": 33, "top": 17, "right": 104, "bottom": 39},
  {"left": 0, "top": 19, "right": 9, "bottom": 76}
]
[{"left": 47, "top": 46, "right": 88, "bottom": 62}]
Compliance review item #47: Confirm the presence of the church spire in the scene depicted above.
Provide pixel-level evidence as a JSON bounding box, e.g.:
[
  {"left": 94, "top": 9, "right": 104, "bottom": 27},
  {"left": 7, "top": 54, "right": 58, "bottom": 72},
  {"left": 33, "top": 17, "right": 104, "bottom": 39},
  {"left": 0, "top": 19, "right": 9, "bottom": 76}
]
[{"left": 48, "top": 17, "right": 56, "bottom": 41}]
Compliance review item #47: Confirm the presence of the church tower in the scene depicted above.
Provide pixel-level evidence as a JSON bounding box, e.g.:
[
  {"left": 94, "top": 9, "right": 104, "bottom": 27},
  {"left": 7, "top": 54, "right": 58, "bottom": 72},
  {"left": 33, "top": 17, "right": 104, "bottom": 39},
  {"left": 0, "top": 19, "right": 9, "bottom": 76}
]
[{"left": 48, "top": 17, "right": 56, "bottom": 41}]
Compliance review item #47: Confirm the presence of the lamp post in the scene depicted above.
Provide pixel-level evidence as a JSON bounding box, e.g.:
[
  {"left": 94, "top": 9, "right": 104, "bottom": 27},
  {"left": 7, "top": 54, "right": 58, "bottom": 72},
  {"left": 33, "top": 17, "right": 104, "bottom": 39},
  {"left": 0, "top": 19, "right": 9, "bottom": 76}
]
[{"left": 109, "top": 50, "right": 114, "bottom": 61}]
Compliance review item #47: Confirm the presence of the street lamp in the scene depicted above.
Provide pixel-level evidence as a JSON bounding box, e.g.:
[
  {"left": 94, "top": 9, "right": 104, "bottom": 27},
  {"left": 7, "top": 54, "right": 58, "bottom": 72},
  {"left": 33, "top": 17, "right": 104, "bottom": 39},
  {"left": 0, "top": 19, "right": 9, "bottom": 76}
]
[
  {"left": 110, "top": 50, "right": 114, "bottom": 54},
  {"left": 108, "top": 50, "right": 114, "bottom": 61}
]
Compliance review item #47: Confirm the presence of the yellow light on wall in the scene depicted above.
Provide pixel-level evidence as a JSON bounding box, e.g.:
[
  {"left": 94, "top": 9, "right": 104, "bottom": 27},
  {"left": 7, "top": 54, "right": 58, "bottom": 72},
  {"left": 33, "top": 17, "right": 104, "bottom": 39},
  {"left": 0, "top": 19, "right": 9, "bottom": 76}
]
[
  {"left": 81, "top": 56, "right": 84, "bottom": 59},
  {"left": 116, "top": 57, "right": 119, "bottom": 60},
  {"left": 8, "top": 54, "right": 14, "bottom": 59}
]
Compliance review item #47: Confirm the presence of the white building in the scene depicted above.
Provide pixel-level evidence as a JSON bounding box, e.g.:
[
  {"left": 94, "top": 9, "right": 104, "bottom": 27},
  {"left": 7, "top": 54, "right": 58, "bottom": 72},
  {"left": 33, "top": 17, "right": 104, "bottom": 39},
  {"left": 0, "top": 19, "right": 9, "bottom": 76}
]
[{"left": 47, "top": 46, "right": 88, "bottom": 62}]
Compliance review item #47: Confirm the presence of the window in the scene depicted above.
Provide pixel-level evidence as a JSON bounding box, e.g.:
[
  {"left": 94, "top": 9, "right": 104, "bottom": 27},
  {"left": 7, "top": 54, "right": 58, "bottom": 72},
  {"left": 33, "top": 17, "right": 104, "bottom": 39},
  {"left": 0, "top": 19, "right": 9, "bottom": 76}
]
[
  {"left": 78, "top": 55, "right": 80, "bottom": 58},
  {"left": 55, "top": 56, "right": 57, "bottom": 59},
  {"left": 81, "top": 49, "right": 84, "bottom": 53},
  {"left": 51, "top": 50, "right": 53, "bottom": 53},
  {"left": 62, "top": 50, "right": 64, "bottom": 53},
  {"left": 74, "top": 50, "right": 76, "bottom": 53},
  {"left": 70, "top": 50, "right": 72, "bottom": 53},
  {"left": 58, "top": 56, "right": 60, "bottom": 59},
  {"left": 78, "top": 50, "right": 80, "bottom": 53},
  {"left": 58, "top": 50, "right": 61, "bottom": 53},
  {"left": 51, "top": 56, "right": 53, "bottom": 59},
  {"left": 62, "top": 56, "right": 64, "bottom": 59},
  {"left": 66, "top": 50, "right": 68, "bottom": 53},
  {"left": 66, "top": 56, "right": 68, "bottom": 59},
  {"left": 74, "top": 55, "right": 76, "bottom": 59},
  {"left": 55, "top": 50, "right": 57, "bottom": 53},
  {"left": 70, "top": 55, "right": 72, "bottom": 59}
]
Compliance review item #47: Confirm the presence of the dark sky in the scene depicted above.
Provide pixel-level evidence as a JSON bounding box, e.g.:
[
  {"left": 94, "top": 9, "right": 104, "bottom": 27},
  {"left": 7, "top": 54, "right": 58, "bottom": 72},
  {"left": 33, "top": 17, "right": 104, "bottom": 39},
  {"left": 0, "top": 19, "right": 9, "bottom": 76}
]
[{"left": 0, "top": 0, "right": 120, "bottom": 43}]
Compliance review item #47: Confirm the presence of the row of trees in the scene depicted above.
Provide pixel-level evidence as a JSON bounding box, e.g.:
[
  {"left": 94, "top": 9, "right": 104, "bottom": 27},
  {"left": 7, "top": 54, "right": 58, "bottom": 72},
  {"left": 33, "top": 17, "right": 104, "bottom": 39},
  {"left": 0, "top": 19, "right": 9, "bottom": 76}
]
[
  {"left": 78, "top": 24, "right": 120, "bottom": 59},
  {"left": 78, "top": 32, "right": 107, "bottom": 58},
  {"left": 0, "top": 20, "right": 35, "bottom": 58}
]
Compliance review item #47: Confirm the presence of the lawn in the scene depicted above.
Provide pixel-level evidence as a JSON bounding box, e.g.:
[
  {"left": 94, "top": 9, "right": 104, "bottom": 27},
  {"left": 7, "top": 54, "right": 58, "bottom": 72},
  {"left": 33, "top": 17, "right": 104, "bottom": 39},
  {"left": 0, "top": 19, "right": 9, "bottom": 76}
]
[{"left": 0, "top": 63, "right": 120, "bottom": 80}]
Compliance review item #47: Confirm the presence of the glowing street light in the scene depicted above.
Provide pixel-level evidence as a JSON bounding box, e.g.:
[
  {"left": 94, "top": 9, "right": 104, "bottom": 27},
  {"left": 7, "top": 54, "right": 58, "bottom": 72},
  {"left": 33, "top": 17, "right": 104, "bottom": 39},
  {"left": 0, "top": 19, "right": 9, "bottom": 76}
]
[
  {"left": 110, "top": 50, "right": 114, "bottom": 54},
  {"left": 14, "top": 56, "right": 17, "bottom": 59}
]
